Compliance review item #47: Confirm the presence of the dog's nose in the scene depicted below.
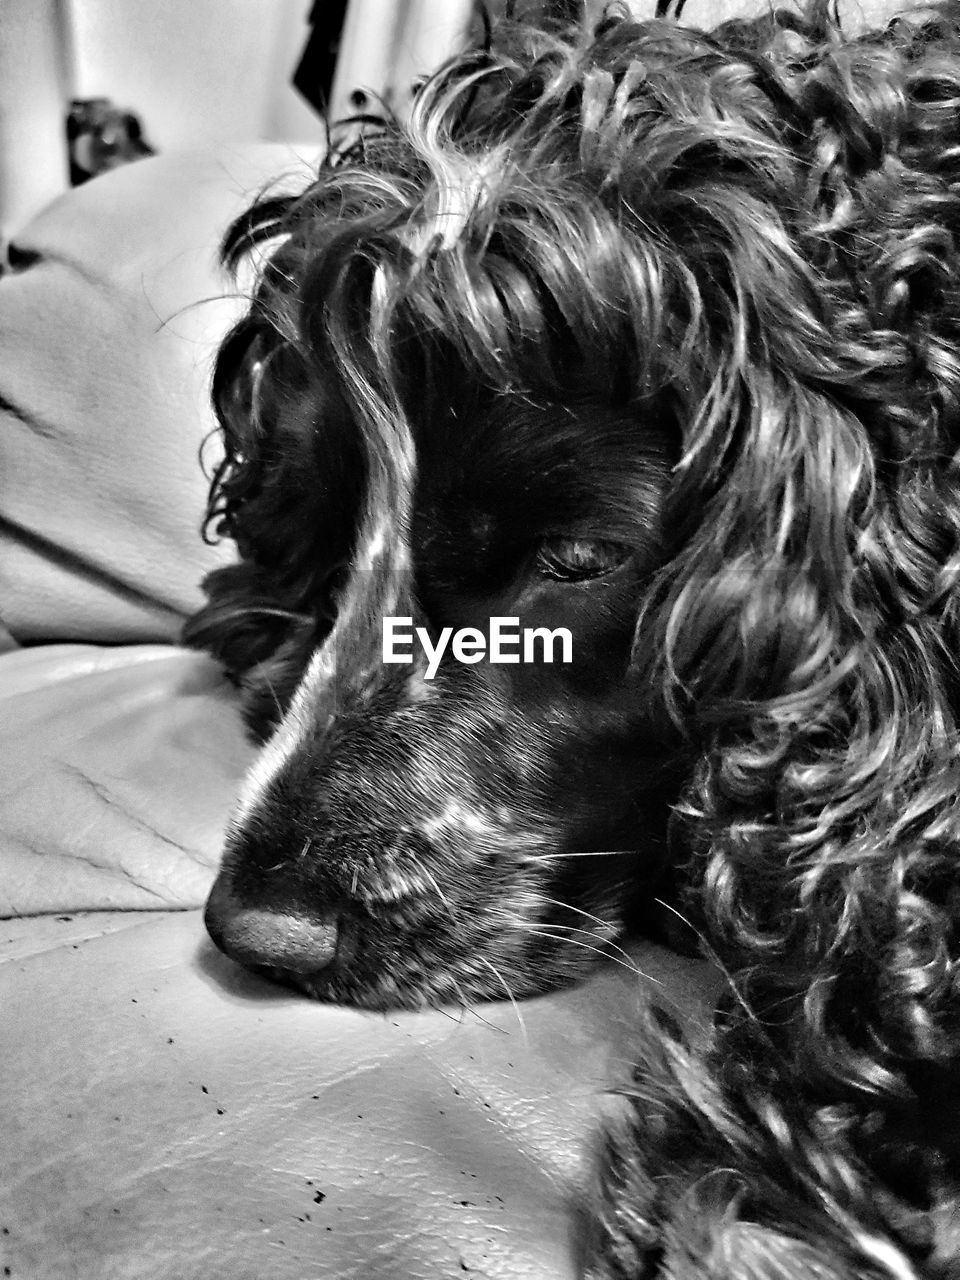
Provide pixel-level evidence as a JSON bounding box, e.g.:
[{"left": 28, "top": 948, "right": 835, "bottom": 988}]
[{"left": 204, "top": 875, "right": 338, "bottom": 974}]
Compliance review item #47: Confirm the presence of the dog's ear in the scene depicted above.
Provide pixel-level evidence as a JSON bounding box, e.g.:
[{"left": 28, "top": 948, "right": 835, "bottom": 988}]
[
  {"left": 640, "top": 343, "right": 960, "bottom": 1053},
  {"left": 183, "top": 424, "right": 359, "bottom": 739},
  {"left": 183, "top": 560, "right": 321, "bottom": 741},
  {"left": 183, "top": 301, "right": 361, "bottom": 739}
]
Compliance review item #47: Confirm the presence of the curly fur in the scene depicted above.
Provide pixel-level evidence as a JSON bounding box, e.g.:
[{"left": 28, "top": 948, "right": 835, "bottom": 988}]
[{"left": 187, "top": 2, "right": 960, "bottom": 1275}]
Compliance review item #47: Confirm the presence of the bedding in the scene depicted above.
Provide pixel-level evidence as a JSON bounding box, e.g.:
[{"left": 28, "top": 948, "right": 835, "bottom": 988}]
[{"left": 0, "top": 146, "right": 715, "bottom": 1278}]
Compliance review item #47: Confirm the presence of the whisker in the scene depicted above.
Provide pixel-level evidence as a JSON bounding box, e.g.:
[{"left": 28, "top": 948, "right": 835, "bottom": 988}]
[
  {"left": 447, "top": 974, "right": 506, "bottom": 1034},
  {"left": 541, "top": 922, "right": 662, "bottom": 980},
  {"left": 524, "top": 925, "right": 712, "bottom": 1036},
  {"left": 651, "top": 897, "right": 704, "bottom": 946},
  {"left": 538, "top": 898, "right": 664, "bottom": 985},
  {"left": 652, "top": 897, "right": 756, "bottom": 1036},
  {"left": 524, "top": 924, "right": 653, "bottom": 980},
  {"left": 540, "top": 918, "right": 720, "bottom": 1035},
  {"left": 527, "top": 848, "right": 636, "bottom": 861},
  {"left": 431, "top": 1000, "right": 467, "bottom": 1025},
  {"left": 476, "top": 956, "right": 528, "bottom": 1042},
  {"left": 540, "top": 896, "right": 617, "bottom": 934}
]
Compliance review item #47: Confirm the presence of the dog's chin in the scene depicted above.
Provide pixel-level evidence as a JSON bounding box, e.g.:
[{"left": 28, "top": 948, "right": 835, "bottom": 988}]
[
  {"left": 204, "top": 849, "right": 645, "bottom": 1012},
  {"left": 234, "top": 934, "right": 620, "bottom": 1012},
  {"left": 257, "top": 946, "right": 595, "bottom": 1011}
]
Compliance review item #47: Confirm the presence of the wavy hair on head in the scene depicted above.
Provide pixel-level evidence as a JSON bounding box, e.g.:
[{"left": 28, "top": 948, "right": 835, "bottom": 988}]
[{"left": 190, "top": 2, "right": 960, "bottom": 1268}]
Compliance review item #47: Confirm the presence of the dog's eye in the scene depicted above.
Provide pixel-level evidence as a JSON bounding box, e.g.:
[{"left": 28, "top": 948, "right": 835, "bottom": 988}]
[{"left": 536, "top": 537, "right": 632, "bottom": 581}]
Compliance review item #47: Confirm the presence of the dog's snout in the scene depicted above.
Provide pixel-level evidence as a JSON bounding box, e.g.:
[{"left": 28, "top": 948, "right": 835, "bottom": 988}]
[{"left": 205, "top": 875, "right": 338, "bottom": 975}]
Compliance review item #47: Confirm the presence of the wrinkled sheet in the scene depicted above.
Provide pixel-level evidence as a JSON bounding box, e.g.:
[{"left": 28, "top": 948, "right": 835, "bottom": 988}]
[{"left": 0, "top": 643, "right": 252, "bottom": 916}]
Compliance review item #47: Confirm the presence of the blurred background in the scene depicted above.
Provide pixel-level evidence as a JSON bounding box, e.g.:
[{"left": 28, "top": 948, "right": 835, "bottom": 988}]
[{"left": 0, "top": 0, "right": 900, "bottom": 239}]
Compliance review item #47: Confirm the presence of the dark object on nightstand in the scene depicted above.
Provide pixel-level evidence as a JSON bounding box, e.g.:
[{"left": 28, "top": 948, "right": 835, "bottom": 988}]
[
  {"left": 67, "top": 98, "right": 155, "bottom": 186},
  {"left": 293, "top": 0, "right": 349, "bottom": 117}
]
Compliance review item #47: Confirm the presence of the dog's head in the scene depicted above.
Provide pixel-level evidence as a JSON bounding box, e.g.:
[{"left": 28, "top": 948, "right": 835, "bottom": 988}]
[{"left": 192, "top": 6, "right": 960, "bottom": 1010}]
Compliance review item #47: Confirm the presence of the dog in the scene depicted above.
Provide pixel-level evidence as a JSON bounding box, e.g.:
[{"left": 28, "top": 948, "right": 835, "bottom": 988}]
[{"left": 186, "top": 1, "right": 960, "bottom": 1275}]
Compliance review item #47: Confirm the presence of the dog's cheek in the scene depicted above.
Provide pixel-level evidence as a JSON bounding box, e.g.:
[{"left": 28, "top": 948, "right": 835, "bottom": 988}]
[{"left": 491, "top": 650, "right": 681, "bottom": 959}]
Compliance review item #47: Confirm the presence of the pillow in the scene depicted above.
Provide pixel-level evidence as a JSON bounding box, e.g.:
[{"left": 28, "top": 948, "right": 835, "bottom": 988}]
[{"left": 0, "top": 145, "right": 322, "bottom": 646}]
